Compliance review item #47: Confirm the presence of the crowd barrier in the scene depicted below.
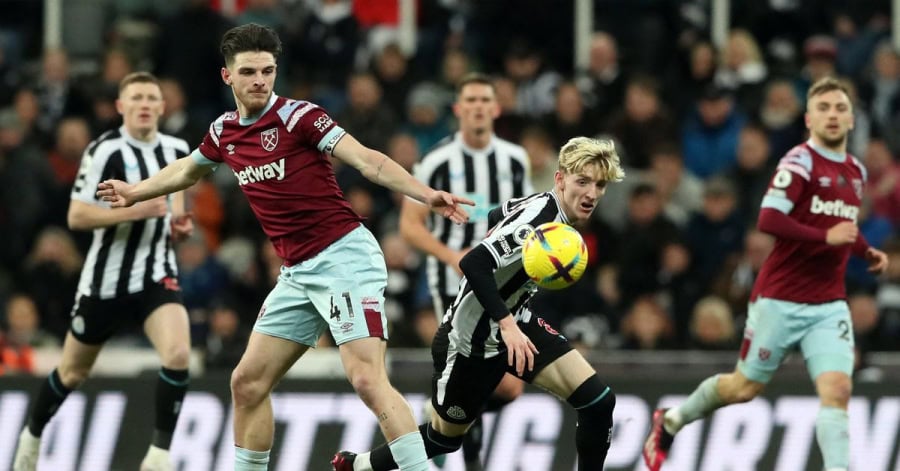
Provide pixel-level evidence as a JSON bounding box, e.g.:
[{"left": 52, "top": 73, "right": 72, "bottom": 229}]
[{"left": 1, "top": 372, "right": 899, "bottom": 470}]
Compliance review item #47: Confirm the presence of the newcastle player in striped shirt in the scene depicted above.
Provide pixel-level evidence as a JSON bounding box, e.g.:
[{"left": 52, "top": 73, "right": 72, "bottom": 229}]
[
  {"left": 399, "top": 72, "right": 532, "bottom": 470},
  {"left": 14, "top": 72, "right": 193, "bottom": 471},
  {"left": 334, "top": 136, "right": 625, "bottom": 471},
  {"left": 96, "top": 24, "right": 473, "bottom": 471}
]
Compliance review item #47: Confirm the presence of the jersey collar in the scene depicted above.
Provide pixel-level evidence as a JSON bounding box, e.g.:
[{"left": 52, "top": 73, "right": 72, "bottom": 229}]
[
  {"left": 239, "top": 93, "right": 279, "bottom": 126},
  {"left": 549, "top": 190, "right": 572, "bottom": 225},
  {"left": 120, "top": 125, "right": 160, "bottom": 149},
  {"left": 454, "top": 131, "right": 496, "bottom": 155},
  {"left": 806, "top": 139, "right": 846, "bottom": 163}
]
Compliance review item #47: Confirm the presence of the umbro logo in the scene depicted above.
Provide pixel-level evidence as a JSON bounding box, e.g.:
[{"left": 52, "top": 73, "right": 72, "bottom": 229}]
[{"left": 446, "top": 406, "right": 467, "bottom": 420}]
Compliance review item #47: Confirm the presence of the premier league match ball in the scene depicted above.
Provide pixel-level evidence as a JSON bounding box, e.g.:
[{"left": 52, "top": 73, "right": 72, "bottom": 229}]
[{"left": 522, "top": 222, "right": 588, "bottom": 290}]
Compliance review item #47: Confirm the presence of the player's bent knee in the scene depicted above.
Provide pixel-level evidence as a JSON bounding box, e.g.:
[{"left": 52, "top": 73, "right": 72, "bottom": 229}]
[
  {"left": 567, "top": 374, "right": 616, "bottom": 420},
  {"left": 160, "top": 344, "right": 191, "bottom": 369},
  {"left": 230, "top": 368, "right": 268, "bottom": 406}
]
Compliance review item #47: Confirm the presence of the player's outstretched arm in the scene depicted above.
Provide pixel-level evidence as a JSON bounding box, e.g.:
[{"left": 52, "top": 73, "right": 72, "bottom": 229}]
[
  {"left": 97, "top": 156, "right": 211, "bottom": 208},
  {"left": 68, "top": 197, "right": 170, "bottom": 231},
  {"left": 331, "top": 134, "right": 474, "bottom": 223}
]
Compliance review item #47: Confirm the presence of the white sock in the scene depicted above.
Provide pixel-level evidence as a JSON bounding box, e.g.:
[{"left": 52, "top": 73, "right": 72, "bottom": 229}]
[
  {"left": 354, "top": 451, "right": 373, "bottom": 471},
  {"left": 663, "top": 408, "right": 683, "bottom": 435}
]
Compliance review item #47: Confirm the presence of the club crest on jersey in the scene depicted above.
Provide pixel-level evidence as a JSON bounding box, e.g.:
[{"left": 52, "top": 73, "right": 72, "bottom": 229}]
[{"left": 261, "top": 128, "right": 279, "bottom": 152}]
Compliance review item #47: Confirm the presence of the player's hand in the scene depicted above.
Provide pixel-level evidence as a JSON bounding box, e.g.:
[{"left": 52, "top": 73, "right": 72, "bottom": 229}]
[
  {"left": 427, "top": 190, "right": 475, "bottom": 225},
  {"left": 825, "top": 221, "right": 858, "bottom": 245},
  {"left": 97, "top": 179, "right": 137, "bottom": 208},
  {"left": 498, "top": 315, "right": 539, "bottom": 376},
  {"left": 139, "top": 196, "right": 170, "bottom": 220},
  {"left": 171, "top": 212, "right": 194, "bottom": 242},
  {"left": 865, "top": 247, "right": 889, "bottom": 274}
]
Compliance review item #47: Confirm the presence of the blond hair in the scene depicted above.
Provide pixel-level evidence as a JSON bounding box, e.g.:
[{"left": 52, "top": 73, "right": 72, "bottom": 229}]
[{"left": 558, "top": 137, "right": 625, "bottom": 182}]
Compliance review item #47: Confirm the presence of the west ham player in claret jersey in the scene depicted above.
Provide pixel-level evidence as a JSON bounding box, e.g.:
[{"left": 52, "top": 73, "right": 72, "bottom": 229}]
[
  {"left": 97, "top": 24, "right": 473, "bottom": 471},
  {"left": 643, "top": 77, "right": 888, "bottom": 471}
]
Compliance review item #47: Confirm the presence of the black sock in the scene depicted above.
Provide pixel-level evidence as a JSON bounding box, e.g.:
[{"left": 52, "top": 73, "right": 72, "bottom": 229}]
[
  {"left": 370, "top": 423, "right": 463, "bottom": 471},
  {"left": 566, "top": 375, "right": 616, "bottom": 471},
  {"left": 461, "top": 416, "right": 483, "bottom": 463},
  {"left": 152, "top": 367, "right": 189, "bottom": 449},
  {"left": 27, "top": 369, "right": 72, "bottom": 436}
]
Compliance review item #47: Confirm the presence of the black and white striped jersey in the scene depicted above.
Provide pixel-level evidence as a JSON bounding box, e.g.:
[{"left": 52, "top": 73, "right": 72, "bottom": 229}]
[
  {"left": 70, "top": 127, "right": 189, "bottom": 299},
  {"left": 445, "top": 191, "right": 571, "bottom": 359},
  {"left": 413, "top": 132, "right": 532, "bottom": 299}
]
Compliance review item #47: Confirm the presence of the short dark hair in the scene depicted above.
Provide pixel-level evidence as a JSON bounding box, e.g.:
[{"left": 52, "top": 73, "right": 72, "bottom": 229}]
[
  {"left": 119, "top": 71, "right": 160, "bottom": 95},
  {"left": 456, "top": 72, "right": 494, "bottom": 96},
  {"left": 807, "top": 76, "right": 850, "bottom": 102},
  {"left": 220, "top": 23, "right": 282, "bottom": 66}
]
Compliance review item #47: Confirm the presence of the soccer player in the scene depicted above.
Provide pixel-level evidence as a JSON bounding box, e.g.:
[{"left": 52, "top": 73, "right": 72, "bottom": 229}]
[
  {"left": 96, "top": 24, "right": 473, "bottom": 471},
  {"left": 642, "top": 77, "right": 889, "bottom": 471},
  {"left": 333, "top": 136, "right": 625, "bottom": 471},
  {"left": 399, "top": 72, "right": 533, "bottom": 470},
  {"left": 13, "top": 72, "right": 194, "bottom": 471}
]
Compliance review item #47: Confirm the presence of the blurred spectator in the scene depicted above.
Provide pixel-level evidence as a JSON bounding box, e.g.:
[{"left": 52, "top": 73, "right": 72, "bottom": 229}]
[
  {"left": 619, "top": 296, "right": 676, "bottom": 350},
  {"left": 519, "top": 126, "right": 557, "bottom": 192},
  {"left": 439, "top": 49, "right": 472, "bottom": 98},
  {"left": 290, "top": 0, "right": 359, "bottom": 89},
  {"left": 154, "top": 0, "right": 233, "bottom": 122},
  {"left": 541, "top": 81, "right": 595, "bottom": 149},
  {"left": 12, "top": 88, "right": 44, "bottom": 148},
  {"left": 381, "top": 232, "right": 423, "bottom": 347},
  {"left": 337, "top": 72, "right": 399, "bottom": 154},
  {"left": 672, "top": 40, "right": 716, "bottom": 116},
  {"left": 32, "top": 49, "right": 91, "bottom": 137},
  {"left": 862, "top": 138, "right": 900, "bottom": 227},
  {"left": 645, "top": 143, "right": 704, "bottom": 229},
  {"left": 860, "top": 42, "right": 900, "bottom": 151},
  {"left": 371, "top": 43, "right": 417, "bottom": 119},
  {"left": 711, "top": 228, "right": 774, "bottom": 319},
  {"left": 45, "top": 117, "right": 92, "bottom": 226},
  {"left": 715, "top": 29, "right": 768, "bottom": 112},
  {"left": 204, "top": 301, "right": 249, "bottom": 372},
  {"left": 795, "top": 35, "right": 838, "bottom": 100},
  {"left": 682, "top": 84, "right": 747, "bottom": 179},
  {"left": 503, "top": 40, "right": 560, "bottom": 118},
  {"left": 159, "top": 78, "right": 206, "bottom": 146},
  {"left": 0, "top": 328, "right": 33, "bottom": 375},
  {"left": 0, "top": 45, "right": 19, "bottom": 107},
  {"left": 3, "top": 293, "right": 58, "bottom": 348},
  {"left": 576, "top": 31, "right": 626, "bottom": 118},
  {"left": 688, "top": 295, "right": 738, "bottom": 350},
  {"left": 614, "top": 183, "right": 683, "bottom": 307},
  {"left": 846, "top": 197, "right": 893, "bottom": 294},
  {"left": 215, "top": 237, "right": 268, "bottom": 320},
  {"left": 100, "top": 49, "right": 134, "bottom": 90},
  {"left": 491, "top": 76, "right": 529, "bottom": 142},
  {"left": 235, "top": 0, "right": 282, "bottom": 29},
  {"left": 607, "top": 75, "right": 678, "bottom": 170},
  {"left": 757, "top": 79, "right": 805, "bottom": 159},
  {"left": 175, "top": 230, "right": 230, "bottom": 339},
  {"left": 0, "top": 109, "right": 50, "bottom": 272},
  {"left": 402, "top": 81, "right": 451, "bottom": 153},
  {"left": 726, "top": 124, "right": 775, "bottom": 222},
  {"left": 685, "top": 177, "right": 746, "bottom": 290},
  {"left": 21, "top": 227, "right": 82, "bottom": 338},
  {"left": 834, "top": 13, "right": 889, "bottom": 80}
]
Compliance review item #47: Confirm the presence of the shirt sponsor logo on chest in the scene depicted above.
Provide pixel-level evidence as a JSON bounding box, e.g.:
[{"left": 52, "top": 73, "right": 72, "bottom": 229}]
[
  {"left": 234, "top": 157, "right": 285, "bottom": 186},
  {"left": 809, "top": 195, "right": 859, "bottom": 221}
]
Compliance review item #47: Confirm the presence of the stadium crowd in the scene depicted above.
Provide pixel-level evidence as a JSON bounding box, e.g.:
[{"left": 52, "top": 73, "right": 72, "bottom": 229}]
[{"left": 0, "top": 0, "right": 899, "bottom": 376}]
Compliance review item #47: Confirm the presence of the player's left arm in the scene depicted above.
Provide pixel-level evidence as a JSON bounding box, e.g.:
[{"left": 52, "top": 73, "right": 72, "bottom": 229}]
[{"left": 331, "top": 134, "right": 474, "bottom": 223}]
